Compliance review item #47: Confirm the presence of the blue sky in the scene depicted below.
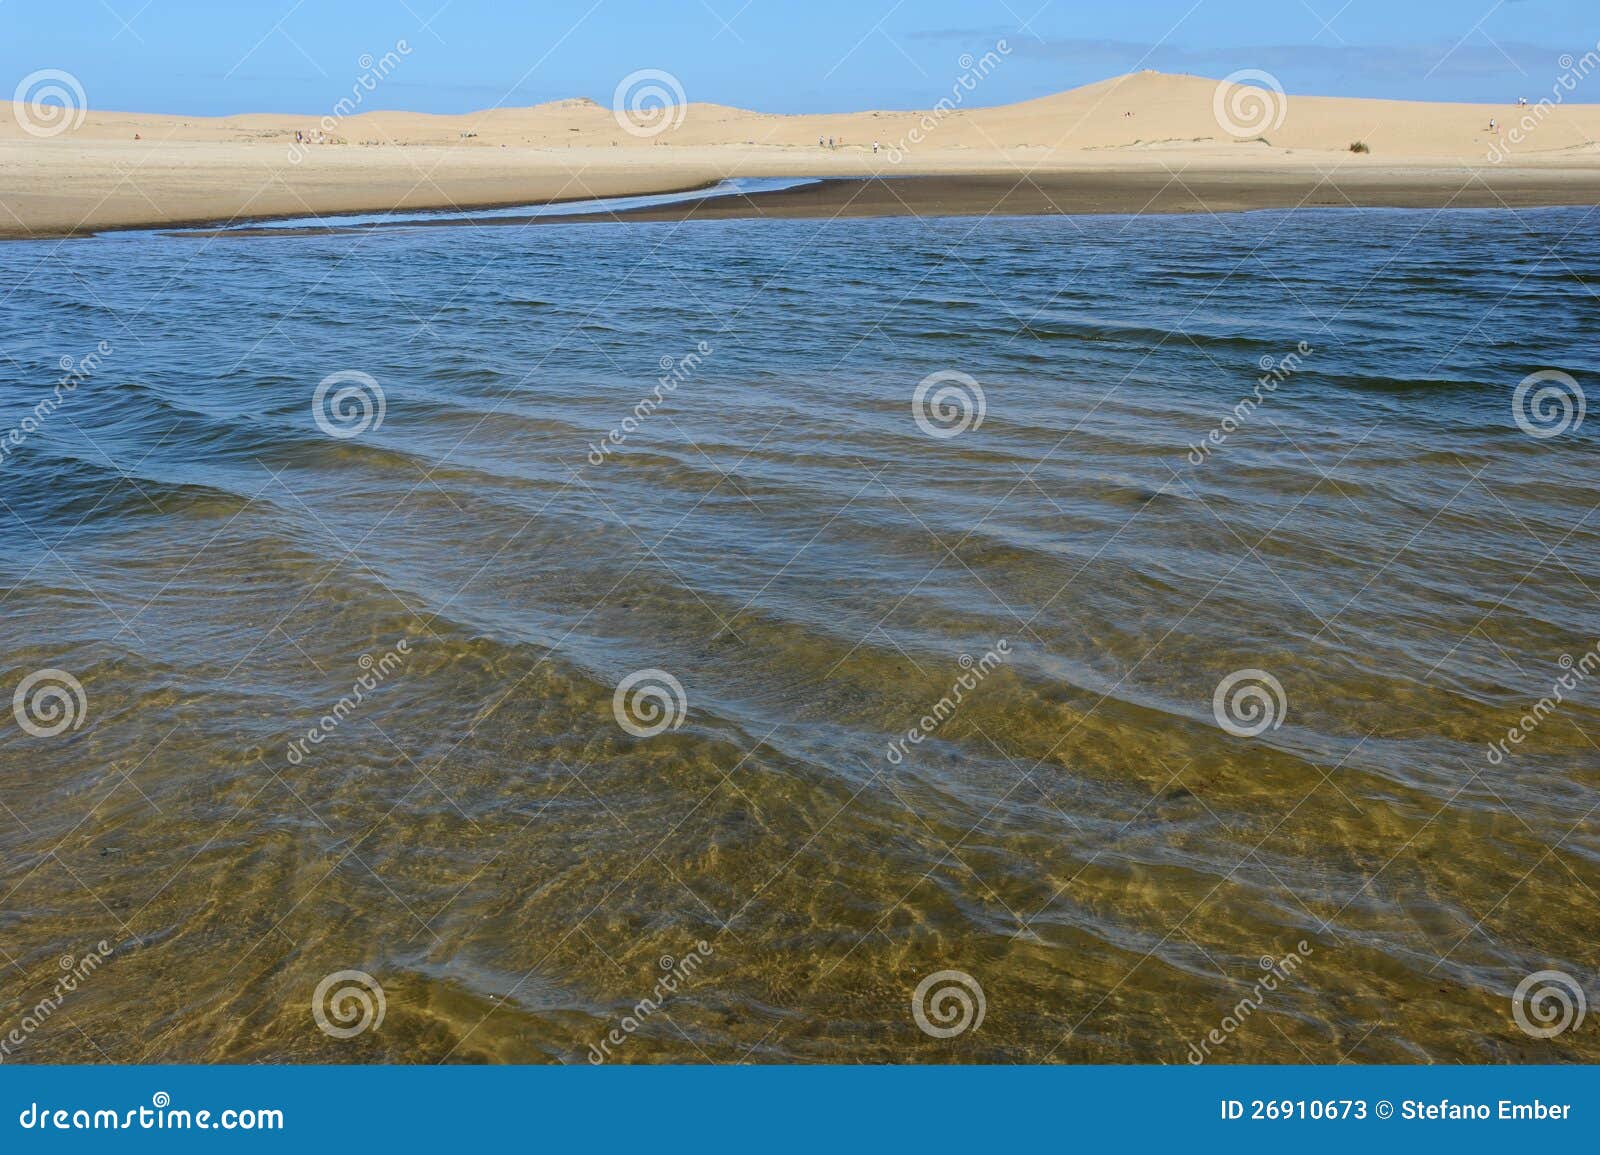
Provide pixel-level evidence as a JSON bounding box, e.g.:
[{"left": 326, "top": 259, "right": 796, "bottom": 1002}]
[{"left": 5, "top": 0, "right": 1596, "bottom": 115}]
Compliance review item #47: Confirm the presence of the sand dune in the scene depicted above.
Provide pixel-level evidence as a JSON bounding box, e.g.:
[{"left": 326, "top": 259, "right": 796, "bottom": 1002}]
[{"left": 3, "top": 70, "right": 1598, "bottom": 236}]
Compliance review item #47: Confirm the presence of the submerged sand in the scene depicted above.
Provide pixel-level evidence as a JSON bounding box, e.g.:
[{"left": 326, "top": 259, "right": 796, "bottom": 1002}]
[{"left": 3, "top": 70, "right": 1598, "bottom": 236}]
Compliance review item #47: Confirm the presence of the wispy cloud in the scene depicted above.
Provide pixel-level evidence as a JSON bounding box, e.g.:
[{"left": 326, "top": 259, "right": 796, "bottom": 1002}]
[{"left": 908, "top": 29, "right": 1578, "bottom": 85}]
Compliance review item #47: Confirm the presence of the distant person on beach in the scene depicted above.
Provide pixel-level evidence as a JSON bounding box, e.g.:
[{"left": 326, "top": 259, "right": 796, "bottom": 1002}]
[
  {"left": 872, "top": 141, "right": 878, "bottom": 154},
  {"left": 828, "top": 136, "right": 834, "bottom": 149},
  {"left": 1489, "top": 117, "right": 1497, "bottom": 133}
]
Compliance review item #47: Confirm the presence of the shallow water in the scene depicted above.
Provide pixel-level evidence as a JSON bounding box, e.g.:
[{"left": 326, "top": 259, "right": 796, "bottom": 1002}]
[
  {"left": 167, "top": 176, "right": 819, "bottom": 232},
  {"left": 1, "top": 204, "right": 1596, "bottom": 1063}
]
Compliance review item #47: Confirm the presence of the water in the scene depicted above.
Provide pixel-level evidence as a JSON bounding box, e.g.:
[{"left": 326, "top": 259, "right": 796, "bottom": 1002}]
[
  {"left": 1, "top": 204, "right": 1596, "bottom": 1064},
  {"left": 168, "top": 176, "right": 820, "bottom": 233}
]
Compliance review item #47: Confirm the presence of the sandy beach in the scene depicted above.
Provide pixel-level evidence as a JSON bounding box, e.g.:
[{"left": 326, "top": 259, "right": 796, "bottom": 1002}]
[{"left": 4, "top": 70, "right": 1599, "bottom": 236}]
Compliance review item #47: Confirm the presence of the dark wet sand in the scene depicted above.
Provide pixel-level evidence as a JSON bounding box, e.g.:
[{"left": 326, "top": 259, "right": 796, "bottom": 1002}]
[
  {"left": 173, "top": 168, "right": 1600, "bottom": 238},
  {"left": 552, "top": 170, "right": 1600, "bottom": 224}
]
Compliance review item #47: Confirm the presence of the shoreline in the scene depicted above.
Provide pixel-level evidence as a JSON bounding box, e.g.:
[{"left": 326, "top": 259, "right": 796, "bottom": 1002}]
[
  {"left": 0, "top": 161, "right": 729, "bottom": 240},
  {"left": 36, "top": 178, "right": 730, "bottom": 241},
  {"left": 9, "top": 67, "right": 1600, "bottom": 239},
  {"left": 116, "top": 167, "right": 1600, "bottom": 240}
]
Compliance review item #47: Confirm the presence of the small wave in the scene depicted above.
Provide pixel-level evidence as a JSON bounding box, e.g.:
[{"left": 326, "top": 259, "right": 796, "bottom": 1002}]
[
  {"left": 1016, "top": 319, "right": 1270, "bottom": 351},
  {"left": 1318, "top": 372, "right": 1495, "bottom": 394}
]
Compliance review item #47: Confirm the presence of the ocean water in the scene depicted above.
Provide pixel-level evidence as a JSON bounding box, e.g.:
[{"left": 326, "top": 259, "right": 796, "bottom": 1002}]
[{"left": 1, "top": 204, "right": 1596, "bottom": 1063}]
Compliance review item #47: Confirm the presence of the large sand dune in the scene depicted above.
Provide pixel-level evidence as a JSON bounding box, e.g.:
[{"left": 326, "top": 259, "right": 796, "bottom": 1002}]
[{"left": 3, "top": 70, "right": 1597, "bottom": 236}]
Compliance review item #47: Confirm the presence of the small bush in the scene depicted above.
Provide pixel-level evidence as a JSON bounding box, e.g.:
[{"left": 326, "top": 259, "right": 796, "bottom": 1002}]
[{"left": 1349, "top": 141, "right": 1370, "bottom": 153}]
